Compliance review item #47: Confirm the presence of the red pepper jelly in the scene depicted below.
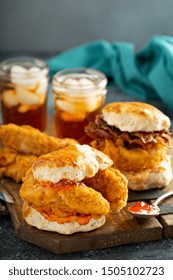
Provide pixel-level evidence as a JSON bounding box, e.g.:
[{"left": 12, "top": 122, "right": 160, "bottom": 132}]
[{"left": 128, "top": 201, "right": 159, "bottom": 215}]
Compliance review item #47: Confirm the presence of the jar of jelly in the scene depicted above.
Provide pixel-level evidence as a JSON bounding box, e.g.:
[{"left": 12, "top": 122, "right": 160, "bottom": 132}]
[{"left": 0, "top": 57, "right": 49, "bottom": 131}]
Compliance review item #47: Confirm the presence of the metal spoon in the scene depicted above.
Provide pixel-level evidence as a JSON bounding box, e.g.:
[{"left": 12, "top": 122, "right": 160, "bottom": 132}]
[
  {"left": 0, "top": 202, "right": 9, "bottom": 215},
  {"left": 128, "top": 191, "right": 173, "bottom": 218},
  {"left": 0, "top": 184, "right": 14, "bottom": 203}
]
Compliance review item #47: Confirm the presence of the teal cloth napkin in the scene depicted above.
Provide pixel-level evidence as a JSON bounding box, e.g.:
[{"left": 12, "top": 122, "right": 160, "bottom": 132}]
[{"left": 48, "top": 35, "right": 173, "bottom": 110}]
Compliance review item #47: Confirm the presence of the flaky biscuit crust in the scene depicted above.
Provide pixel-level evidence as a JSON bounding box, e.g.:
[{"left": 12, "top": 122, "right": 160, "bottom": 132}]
[{"left": 102, "top": 102, "right": 170, "bottom": 132}]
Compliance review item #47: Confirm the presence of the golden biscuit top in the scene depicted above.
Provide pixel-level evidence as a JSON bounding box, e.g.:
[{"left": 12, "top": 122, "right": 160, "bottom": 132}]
[
  {"left": 102, "top": 102, "right": 170, "bottom": 132},
  {"left": 32, "top": 144, "right": 113, "bottom": 183}
]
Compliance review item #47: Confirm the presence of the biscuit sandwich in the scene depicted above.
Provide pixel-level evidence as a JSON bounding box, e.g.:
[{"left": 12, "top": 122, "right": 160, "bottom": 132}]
[
  {"left": 85, "top": 102, "right": 173, "bottom": 191},
  {"left": 20, "top": 144, "right": 128, "bottom": 235}
]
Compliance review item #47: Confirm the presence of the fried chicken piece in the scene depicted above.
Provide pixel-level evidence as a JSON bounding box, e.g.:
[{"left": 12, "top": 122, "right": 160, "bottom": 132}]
[
  {"left": 0, "top": 149, "right": 37, "bottom": 182},
  {"left": 92, "top": 138, "right": 166, "bottom": 172},
  {"left": 83, "top": 167, "right": 128, "bottom": 212},
  {"left": 0, "top": 147, "right": 17, "bottom": 166},
  {"left": 20, "top": 169, "right": 110, "bottom": 218},
  {"left": 0, "top": 123, "right": 78, "bottom": 156}
]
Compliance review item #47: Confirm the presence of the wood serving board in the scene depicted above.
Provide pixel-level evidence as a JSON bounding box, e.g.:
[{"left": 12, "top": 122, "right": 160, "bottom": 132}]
[{"left": 1, "top": 176, "right": 173, "bottom": 254}]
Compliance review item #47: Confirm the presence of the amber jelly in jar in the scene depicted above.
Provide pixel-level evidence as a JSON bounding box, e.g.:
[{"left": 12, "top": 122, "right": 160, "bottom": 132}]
[
  {"left": 0, "top": 57, "right": 49, "bottom": 131},
  {"left": 53, "top": 68, "right": 107, "bottom": 144}
]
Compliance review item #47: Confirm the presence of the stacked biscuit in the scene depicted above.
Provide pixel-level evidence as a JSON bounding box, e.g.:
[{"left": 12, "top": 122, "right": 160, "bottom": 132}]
[
  {"left": 20, "top": 144, "right": 128, "bottom": 234},
  {"left": 85, "top": 102, "right": 173, "bottom": 190}
]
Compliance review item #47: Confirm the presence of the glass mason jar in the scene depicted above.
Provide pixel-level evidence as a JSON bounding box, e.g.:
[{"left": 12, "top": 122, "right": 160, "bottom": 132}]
[
  {"left": 53, "top": 68, "right": 107, "bottom": 144},
  {"left": 0, "top": 57, "right": 49, "bottom": 131}
]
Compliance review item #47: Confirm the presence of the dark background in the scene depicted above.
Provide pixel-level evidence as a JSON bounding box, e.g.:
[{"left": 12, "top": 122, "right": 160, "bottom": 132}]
[{"left": 0, "top": 0, "right": 173, "bottom": 55}]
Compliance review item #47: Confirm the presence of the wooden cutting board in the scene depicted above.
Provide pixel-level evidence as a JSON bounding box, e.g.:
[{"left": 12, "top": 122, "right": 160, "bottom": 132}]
[{"left": 1, "top": 176, "right": 173, "bottom": 254}]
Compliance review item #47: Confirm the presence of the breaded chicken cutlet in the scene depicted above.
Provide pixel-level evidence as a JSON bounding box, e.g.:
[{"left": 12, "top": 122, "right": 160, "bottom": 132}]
[
  {"left": 0, "top": 123, "right": 78, "bottom": 156},
  {"left": 0, "top": 147, "right": 37, "bottom": 182},
  {"left": 0, "top": 123, "right": 78, "bottom": 182}
]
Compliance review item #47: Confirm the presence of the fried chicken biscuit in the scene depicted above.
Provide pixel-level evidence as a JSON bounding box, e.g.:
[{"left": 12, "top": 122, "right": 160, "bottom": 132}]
[
  {"left": 85, "top": 102, "right": 173, "bottom": 190},
  {"left": 20, "top": 144, "right": 128, "bottom": 234}
]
